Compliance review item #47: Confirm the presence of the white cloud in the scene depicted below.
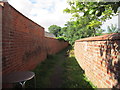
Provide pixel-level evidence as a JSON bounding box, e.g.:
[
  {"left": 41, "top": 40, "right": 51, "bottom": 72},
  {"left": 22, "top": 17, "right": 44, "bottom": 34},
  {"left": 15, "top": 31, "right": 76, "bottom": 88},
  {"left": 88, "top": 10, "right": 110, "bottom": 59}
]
[
  {"left": 6, "top": 0, "right": 119, "bottom": 33},
  {"left": 8, "top": 0, "right": 33, "bottom": 16},
  {"left": 8, "top": 0, "right": 72, "bottom": 31}
]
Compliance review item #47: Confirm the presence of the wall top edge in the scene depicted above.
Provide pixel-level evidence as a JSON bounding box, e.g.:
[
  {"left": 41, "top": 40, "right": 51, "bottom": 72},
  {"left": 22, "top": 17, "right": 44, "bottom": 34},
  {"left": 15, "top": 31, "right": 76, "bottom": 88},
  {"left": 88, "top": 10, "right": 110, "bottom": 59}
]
[
  {"left": 0, "top": 2, "right": 5, "bottom": 7},
  {"left": 76, "top": 33, "right": 120, "bottom": 42},
  {"left": 2, "top": 2, "right": 45, "bottom": 30}
]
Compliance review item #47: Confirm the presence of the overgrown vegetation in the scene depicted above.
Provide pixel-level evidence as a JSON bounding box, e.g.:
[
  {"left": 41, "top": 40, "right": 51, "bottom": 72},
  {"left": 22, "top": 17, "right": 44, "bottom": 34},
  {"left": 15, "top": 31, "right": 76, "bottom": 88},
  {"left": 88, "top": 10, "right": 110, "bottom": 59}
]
[
  {"left": 48, "top": 1, "right": 120, "bottom": 45},
  {"left": 62, "top": 48, "right": 96, "bottom": 88},
  {"left": 56, "top": 37, "right": 66, "bottom": 42},
  {"left": 25, "top": 47, "right": 96, "bottom": 88}
]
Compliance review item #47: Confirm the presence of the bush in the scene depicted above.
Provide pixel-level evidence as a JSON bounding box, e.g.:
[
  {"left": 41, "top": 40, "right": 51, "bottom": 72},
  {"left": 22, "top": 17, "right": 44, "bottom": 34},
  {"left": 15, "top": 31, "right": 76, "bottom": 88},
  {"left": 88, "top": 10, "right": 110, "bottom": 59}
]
[{"left": 56, "top": 37, "right": 66, "bottom": 42}]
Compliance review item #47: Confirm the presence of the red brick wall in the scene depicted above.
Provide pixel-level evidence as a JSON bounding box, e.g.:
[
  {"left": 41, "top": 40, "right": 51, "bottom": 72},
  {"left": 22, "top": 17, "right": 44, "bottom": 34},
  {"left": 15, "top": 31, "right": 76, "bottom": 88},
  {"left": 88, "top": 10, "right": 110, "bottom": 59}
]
[
  {"left": 45, "top": 37, "right": 68, "bottom": 55},
  {"left": 0, "top": 3, "right": 2, "bottom": 89},
  {"left": 2, "top": 2, "right": 68, "bottom": 75},
  {"left": 74, "top": 33, "right": 120, "bottom": 88}
]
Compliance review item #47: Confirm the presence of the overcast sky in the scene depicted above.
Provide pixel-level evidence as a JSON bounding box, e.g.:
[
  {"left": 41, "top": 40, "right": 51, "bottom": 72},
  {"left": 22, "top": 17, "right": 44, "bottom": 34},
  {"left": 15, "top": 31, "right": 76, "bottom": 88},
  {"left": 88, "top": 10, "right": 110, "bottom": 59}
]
[{"left": 8, "top": 0, "right": 118, "bottom": 32}]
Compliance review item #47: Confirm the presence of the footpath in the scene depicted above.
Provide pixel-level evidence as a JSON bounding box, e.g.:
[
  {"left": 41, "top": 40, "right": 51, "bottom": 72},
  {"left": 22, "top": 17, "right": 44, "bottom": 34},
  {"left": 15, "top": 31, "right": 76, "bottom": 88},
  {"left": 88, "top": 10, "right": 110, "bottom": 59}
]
[{"left": 26, "top": 47, "right": 94, "bottom": 88}]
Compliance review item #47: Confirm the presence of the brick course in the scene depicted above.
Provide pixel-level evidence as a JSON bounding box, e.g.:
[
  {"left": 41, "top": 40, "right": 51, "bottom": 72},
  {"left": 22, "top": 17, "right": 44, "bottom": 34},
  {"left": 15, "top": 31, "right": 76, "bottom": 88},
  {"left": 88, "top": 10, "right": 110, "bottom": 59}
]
[
  {"left": 2, "top": 2, "right": 68, "bottom": 76},
  {"left": 0, "top": 3, "right": 2, "bottom": 89},
  {"left": 74, "top": 33, "right": 120, "bottom": 88}
]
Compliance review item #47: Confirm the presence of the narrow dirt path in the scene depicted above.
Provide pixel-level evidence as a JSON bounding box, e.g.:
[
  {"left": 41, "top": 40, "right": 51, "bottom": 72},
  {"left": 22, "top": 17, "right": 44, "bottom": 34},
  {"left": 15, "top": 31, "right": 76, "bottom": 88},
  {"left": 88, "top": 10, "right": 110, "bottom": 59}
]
[
  {"left": 49, "top": 50, "right": 66, "bottom": 88},
  {"left": 26, "top": 47, "right": 94, "bottom": 88}
]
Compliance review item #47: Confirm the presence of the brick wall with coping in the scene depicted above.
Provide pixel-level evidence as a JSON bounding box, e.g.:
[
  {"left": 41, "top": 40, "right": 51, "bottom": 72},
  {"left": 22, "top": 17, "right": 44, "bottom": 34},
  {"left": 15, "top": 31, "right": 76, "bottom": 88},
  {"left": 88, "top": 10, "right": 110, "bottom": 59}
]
[
  {"left": 2, "top": 2, "right": 68, "bottom": 75},
  {"left": 74, "top": 33, "right": 120, "bottom": 88}
]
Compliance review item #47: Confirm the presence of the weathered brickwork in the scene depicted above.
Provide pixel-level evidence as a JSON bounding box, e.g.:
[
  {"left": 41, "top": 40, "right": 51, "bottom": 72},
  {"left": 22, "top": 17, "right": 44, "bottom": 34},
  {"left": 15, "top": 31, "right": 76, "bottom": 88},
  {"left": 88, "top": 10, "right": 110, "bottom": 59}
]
[
  {"left": 0, "top": 3, "right": 2, "bottom": 89},
  {"left": 74, "top": 33, "right": 120, "bottom": 88},
  {"left": 45, "top": 37, "right": 68, "bottom": 55},
  {"left": 2, "top": 2, "right": 68, "bottom": 76}
]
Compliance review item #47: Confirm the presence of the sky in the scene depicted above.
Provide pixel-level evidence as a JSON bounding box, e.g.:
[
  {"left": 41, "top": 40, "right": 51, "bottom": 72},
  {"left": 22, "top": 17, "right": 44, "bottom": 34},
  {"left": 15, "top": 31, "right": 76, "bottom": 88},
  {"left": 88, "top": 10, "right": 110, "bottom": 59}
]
[
  {"left": 8, "top": 0, "right": 72, "bottom": 32},
  {"left": 101, "top": 15, "right": 118, "bottom": 32},
  {"left": 7, "top": 0, "right": 118, "bottom": 32}
]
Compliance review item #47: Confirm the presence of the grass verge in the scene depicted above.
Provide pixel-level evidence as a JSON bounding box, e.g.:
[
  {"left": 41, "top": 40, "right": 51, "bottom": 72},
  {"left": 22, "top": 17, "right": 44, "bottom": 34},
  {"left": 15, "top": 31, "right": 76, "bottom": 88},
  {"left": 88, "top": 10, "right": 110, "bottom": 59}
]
[
  {"left": 25, "top": 46, "right": 96, "bottom": 88},
  {"left": 61, "top": 56, "right": 96, "bottom": 88}
]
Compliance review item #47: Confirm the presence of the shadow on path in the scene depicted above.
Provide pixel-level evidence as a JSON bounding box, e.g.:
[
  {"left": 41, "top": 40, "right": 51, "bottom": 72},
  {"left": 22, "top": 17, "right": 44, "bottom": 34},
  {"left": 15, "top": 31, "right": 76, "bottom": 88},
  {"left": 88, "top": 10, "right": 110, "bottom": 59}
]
[{"left": 26, "top": 46, "right": 94, "bottom": 88}]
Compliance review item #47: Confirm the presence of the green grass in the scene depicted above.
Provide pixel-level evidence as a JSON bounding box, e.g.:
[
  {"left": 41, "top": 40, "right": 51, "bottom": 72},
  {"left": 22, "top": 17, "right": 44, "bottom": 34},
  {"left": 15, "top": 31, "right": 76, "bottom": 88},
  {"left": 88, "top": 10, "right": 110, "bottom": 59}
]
[
  {"left": 25, "top": 46, "right": 96, "bottom": 88},
  {"left": 61, "top": 56, "right": 95, "bottom": 88},
  {"left": 26, "top": 54, "right": 60, "bottom": 88}
]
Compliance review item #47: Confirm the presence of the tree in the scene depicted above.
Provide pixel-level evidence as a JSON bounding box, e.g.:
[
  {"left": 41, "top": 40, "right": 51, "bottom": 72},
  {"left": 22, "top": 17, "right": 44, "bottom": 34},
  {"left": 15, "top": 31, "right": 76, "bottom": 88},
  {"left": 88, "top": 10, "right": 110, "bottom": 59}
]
[
  {"left": 107, "top": 24, "right": 118, "bottom": 33},
  {"left": 62, "top": 0, "right": 120, "bottom": 45},
  {"left": 64, "top": 1, "right": 120, "bottom": 34},
  {"left": 48, "top": 25, "right": 62, "bottom": 37},
  {"left": 60, "top": 18, "right": 104, "bottom": 45},
  {"left": 64, "top": 1, "right": 120, "bottom": 20}
]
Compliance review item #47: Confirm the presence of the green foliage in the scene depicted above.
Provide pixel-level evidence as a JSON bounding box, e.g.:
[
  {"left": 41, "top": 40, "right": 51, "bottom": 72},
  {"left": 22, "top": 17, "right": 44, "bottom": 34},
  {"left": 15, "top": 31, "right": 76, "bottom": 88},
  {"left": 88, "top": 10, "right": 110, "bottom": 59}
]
[
  {"left": 56, "top": 37, "right": 66, "bottom": 42},
  {"left": 95, "top": 29, "right": 105, "bottom": 36},
  {"left": 107, "top": 24, "right": 119, "bottom": 34},
  {"left": 64, "top": 1, "right": 120, "bottom": 18},
  {"left": 26, "top": 54, "right": 59, "bottom": 88},
  {"left": 26, "top": 47, "right": 96, "bottom": 88},
  {"left": 48, "top": 1, "right": 120, "bottom": 45},
  {"left": 62, "top": 0, "right": 120, "bottom": 45},
  {"left": 61, "top": 17, "right": 104, "bottom": 45},
  {"left": 48, "top": 25, "right": 62, "bottom": 37},
  {"left": 62, "top": 48, "right": 96, "bottom": 88}
]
